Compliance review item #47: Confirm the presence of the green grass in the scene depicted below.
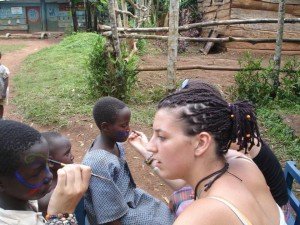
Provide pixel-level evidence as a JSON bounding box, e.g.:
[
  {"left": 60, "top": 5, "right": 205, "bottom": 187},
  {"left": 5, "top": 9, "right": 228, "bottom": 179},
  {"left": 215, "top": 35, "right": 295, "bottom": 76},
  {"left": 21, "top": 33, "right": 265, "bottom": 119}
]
[
  {"left": 0, "top": 44, "right": 26, "bottom": 54},
  {"left": 13, "top": 33, "right": 99, "bottom": 125},
  {"left": 257, "top": 105, "right": 300, "bottom": 162},
  {"left": 13, "top": 32, "right": 158, "bottom": 126}
]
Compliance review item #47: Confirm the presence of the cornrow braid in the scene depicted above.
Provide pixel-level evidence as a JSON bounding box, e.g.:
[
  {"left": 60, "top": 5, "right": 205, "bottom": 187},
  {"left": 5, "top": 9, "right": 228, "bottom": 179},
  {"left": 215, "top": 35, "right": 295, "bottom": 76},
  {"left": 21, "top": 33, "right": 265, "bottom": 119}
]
[{"left": 158, "top": 80, "right": 261, "bottom": 155}]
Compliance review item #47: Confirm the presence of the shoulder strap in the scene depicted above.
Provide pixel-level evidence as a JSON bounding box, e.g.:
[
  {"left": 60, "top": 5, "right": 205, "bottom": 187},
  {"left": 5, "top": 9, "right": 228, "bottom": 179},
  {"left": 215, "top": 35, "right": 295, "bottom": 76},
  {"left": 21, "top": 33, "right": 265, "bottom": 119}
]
[
  {"left": 229, "top": 155, "right": 255, "bottom": 164},
  {"left": 207, "top": 196, "right": 253, "bottom": 225}
]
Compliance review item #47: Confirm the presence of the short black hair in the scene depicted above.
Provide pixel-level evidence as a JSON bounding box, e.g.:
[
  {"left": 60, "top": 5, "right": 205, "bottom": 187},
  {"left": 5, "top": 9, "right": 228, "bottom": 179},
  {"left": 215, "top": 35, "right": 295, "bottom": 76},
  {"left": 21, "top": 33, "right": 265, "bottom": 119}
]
[
  {"left": 0, "top": 120, "right": 42, "bottom": 176},
  {"left": 159, "top": 81, "right": 261, "bottom": 155},
  {"left": 41, "top": 131, "right": 62, "bottom": 153},
  {"left": 93, "top": 96, "right": 127, "bottom": 129}
]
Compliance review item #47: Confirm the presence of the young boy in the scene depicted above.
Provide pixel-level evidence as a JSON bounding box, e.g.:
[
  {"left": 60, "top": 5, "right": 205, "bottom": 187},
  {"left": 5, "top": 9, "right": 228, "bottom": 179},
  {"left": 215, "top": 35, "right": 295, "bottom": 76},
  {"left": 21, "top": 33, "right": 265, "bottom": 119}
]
[
  {"left": 0, "top": 52, "right": 10, "bottom": 119},
  {"left": 38, "top": 132, "right": 74, "bottom": 214},
  {"left": 82, "top": 96, "right": 174, "bottom": 225},
  {"left": 0, "top": 120, "right": 91, "bottom": 225}
]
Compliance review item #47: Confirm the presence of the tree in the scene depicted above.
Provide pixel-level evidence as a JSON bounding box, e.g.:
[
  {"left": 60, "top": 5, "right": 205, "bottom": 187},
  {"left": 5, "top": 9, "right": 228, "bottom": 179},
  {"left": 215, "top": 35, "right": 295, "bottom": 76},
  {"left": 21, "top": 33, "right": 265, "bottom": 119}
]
[
  {"left": 70, "top": 0, "right": 80, "bottom": 32},
  {"left": 167, "top": 0, "right": 179, "bottom": 91},
  {"left": 273, "top": 0, "right": 286, "bottom": 97}
]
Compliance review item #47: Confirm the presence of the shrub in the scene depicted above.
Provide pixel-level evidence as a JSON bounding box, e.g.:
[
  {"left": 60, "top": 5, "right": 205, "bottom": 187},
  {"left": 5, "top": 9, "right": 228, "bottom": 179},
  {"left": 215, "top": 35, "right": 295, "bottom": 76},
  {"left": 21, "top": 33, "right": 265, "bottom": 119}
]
[
  {"left": 86, "top": 35, "right": 139, "bottom": 101},
  {"left": 277, "top": 57, "right": 300, "bottom": 104},
  {"left": 229, "top": 53, "right": 300, "bottom": 106}
]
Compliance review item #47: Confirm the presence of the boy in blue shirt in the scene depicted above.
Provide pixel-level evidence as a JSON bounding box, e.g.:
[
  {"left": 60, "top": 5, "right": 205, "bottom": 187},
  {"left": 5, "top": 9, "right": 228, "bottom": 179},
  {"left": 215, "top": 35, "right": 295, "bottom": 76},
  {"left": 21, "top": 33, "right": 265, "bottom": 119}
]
[{"left": 82, "top": 97, "right": 174, "bottom": 225}]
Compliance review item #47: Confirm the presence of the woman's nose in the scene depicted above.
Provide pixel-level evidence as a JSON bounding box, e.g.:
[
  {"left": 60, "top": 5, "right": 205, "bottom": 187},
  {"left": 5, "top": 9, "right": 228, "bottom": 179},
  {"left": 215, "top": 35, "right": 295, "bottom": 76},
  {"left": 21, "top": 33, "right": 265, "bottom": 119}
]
[{"left": 147, "top": 136, "right": 157, "bottom": 153}]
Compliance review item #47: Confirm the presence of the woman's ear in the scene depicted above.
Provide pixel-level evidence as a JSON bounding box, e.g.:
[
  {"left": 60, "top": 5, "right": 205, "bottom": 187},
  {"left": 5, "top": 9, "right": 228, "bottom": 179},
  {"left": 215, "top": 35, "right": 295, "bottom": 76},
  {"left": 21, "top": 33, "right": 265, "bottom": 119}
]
[{"left": 194, "top": 132, "right": 212, "bottom": 157}]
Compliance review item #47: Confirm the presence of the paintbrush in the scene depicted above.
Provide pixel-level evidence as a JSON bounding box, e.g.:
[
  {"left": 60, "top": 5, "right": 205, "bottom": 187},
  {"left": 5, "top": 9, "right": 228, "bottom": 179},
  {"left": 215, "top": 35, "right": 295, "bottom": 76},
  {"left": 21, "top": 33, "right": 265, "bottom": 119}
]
[{"left": 48, "top": 159, "right": 111, "bottom": 181}]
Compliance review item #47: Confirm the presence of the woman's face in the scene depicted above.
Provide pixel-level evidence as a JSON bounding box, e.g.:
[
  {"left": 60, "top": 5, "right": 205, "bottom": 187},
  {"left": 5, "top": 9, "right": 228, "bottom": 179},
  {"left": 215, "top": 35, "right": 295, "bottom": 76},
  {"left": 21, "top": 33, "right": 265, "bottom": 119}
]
[
  {"left": 148, "top": 108, "right": 196, "bottom": 180},
  {"left": 0, "top": 137, "right": 53, "bottom": 200}
]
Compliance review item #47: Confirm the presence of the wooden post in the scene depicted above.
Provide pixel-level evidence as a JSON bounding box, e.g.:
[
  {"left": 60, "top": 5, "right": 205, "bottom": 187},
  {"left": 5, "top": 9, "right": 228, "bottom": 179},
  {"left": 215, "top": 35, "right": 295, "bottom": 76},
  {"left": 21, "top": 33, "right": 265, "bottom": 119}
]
[
  {"left": 121, "top": 0, "right": 129, "bottom": 27},
  {"left": 108, "top": 0, "right": 121, "bottom": 59},
  {"left": 70, "top": 0, "right": 78, "bottom": 32},
  {"left": 167, "top": 0, "right": 180, "bottom": 91},
  {"left": 273, "top": 0, "right": 286, "bottom": 95}
]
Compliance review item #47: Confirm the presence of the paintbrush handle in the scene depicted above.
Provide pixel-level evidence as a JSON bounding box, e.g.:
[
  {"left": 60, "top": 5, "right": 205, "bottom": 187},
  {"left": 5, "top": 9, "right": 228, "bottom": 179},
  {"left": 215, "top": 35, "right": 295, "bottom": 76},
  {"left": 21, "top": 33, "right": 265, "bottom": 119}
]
[
  {"left": 48, "top": 159, "right": 111, "bottom": 182},
  {"left": 91, "top": 173, "right": 111, "bottom": 181}
]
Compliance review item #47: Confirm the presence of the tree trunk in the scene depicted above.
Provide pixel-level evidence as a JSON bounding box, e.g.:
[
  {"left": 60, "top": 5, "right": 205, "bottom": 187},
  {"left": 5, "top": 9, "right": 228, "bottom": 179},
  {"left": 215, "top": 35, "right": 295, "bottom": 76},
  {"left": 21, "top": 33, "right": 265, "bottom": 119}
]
[
  {"left": 273, "top": 0, "right": 286, "bottom": 97},
  {"left": 121, "top": 0, "right": 129, "bottom": 27},
  {"left": 70, "top": 0, "right": 78, "bottom": 32},
  {"left": 86, "top": 0, "right": 92, "bottom": 31},
  {"left": 167, "top": 0, "right": 180, "bottom": 91},
  {"left": 108, "top": 0, "right": 121, "bottom": 59},
  {"left": 93, "top": 5, "right": 98, "bottom": 31}
]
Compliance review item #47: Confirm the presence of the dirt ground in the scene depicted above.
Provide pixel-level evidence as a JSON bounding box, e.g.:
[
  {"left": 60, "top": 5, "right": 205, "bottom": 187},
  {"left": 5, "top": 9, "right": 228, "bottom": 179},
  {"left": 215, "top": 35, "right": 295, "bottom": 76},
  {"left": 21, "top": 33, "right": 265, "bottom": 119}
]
[{"left": 1, "top": 38, "right": 299, "bottom": 201}]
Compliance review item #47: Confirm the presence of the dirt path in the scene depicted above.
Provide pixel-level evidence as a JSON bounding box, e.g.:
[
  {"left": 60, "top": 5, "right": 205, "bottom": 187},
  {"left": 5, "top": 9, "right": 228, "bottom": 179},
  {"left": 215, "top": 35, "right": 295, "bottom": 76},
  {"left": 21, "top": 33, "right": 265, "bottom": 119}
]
[{"left": 2, "top": 39, "right": 58, "bottom": 121}]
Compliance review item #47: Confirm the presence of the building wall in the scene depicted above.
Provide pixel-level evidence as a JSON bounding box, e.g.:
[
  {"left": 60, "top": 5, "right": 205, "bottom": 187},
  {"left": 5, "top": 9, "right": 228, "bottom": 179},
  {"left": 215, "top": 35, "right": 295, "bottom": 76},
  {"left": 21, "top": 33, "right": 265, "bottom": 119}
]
[
  {"left": 0, "top": 1, "right": 86, "bottom": 33},
  {"left": 198, "top": 0, "right": 231, "bottom": 37},
  {"left": 0, "top": 3, "right": 38, "bottom": 31},
  {"left": 198, "top": 0, "right": 300, "bottom": 51}
]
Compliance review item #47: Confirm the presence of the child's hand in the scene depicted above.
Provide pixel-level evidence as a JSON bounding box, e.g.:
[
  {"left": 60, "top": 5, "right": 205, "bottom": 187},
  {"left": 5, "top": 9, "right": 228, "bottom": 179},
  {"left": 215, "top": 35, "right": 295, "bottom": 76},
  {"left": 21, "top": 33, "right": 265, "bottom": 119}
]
[{"left": 47, "top": 164, "right": 91, "bottom": 215}]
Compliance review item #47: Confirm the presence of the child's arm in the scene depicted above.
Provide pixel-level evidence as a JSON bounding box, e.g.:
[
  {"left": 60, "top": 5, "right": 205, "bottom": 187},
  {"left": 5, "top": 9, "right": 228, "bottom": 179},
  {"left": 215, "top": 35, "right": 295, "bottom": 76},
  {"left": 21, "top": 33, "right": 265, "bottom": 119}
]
[{"left": 2, "top": 77, "right": 8, "bottom": 98}]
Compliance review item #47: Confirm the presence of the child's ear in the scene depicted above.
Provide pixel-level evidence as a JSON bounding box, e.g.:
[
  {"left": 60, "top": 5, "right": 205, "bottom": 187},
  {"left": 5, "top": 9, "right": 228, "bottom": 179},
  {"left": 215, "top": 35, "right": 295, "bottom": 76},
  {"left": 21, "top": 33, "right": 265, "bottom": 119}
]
[{"left": 100, "top": 122, "right": 110, "bottom": 132}]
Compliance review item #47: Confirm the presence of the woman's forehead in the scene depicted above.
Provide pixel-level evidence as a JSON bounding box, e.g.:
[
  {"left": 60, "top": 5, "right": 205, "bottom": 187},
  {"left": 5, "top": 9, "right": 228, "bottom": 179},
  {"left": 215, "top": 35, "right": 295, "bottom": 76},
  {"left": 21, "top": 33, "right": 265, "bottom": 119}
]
[{"left": 154, "top": 108, "right": 183, "bottom": 130}]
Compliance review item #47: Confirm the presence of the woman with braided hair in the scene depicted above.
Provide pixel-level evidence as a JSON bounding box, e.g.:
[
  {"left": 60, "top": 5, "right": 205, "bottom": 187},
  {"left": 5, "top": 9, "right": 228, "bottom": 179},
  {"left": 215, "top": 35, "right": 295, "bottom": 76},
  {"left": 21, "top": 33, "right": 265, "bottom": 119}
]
[{"left": 130, "top": 80, "right": 286, "bottom": 225}]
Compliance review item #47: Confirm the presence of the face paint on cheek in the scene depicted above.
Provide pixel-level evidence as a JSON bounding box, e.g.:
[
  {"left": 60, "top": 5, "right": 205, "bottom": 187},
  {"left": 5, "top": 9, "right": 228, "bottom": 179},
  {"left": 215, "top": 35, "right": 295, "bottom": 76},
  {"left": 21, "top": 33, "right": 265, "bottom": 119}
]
[
  {"left": 116, "top": 131, "right": 130, "bottom": 140},
  {"left": 27, "top": 188, "right": 39, "bottom": 196},
  {"left": 14, "top": 167, "right": 52, "bottom": 190}
]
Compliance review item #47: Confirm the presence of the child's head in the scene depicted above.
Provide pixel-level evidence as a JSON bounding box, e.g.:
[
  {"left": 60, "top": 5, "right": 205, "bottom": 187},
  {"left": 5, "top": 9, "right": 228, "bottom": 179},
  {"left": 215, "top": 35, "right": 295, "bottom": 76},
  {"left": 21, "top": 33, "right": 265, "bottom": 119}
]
[
  {"left": 41, "top": 132, "right": 74, "bottom": 168},
  {"left": 0, "top": 120, "right": 53, "bottom": 200},
  {"left": 93, "top": 96, "right": 131, "bottom": 142}
]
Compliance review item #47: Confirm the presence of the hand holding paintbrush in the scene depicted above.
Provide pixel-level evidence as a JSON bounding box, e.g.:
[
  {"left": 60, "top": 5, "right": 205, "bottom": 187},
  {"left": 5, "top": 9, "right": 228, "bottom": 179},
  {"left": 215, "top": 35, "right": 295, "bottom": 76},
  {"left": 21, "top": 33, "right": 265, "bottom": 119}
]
[{"left": 48, "top": 159, "right": 111, "bottom": 181}]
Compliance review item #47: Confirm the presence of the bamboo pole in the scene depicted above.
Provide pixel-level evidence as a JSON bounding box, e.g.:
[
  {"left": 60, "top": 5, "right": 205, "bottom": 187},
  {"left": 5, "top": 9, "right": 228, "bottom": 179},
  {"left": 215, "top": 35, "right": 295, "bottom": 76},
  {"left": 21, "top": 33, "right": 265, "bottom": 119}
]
[
  {"left": 167, "top": 0, "right": 180, "bottom": 91},
  {"left": 115, "top": 9, "right": 138, "bottom": 19},
  {"left": 98, "top": 18, "right": 300, "bottom": 33},
  {"left": 137, "top": 65, "right": 298, "bottom": 72},
  {"left": 115, "top": 33, "right": 300, "bottom": 43},
  {"left": 114, "top": 0, "right": 123, "bottom": 28},
  {"left": 273, "top": 0, "right": 286, "bottom": 95},
  {"left": 108, "top": 0, "right": 121, "bottom": 59},
  {"left": 121, "top": 0, "right": 129, "bottom": 27}
]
